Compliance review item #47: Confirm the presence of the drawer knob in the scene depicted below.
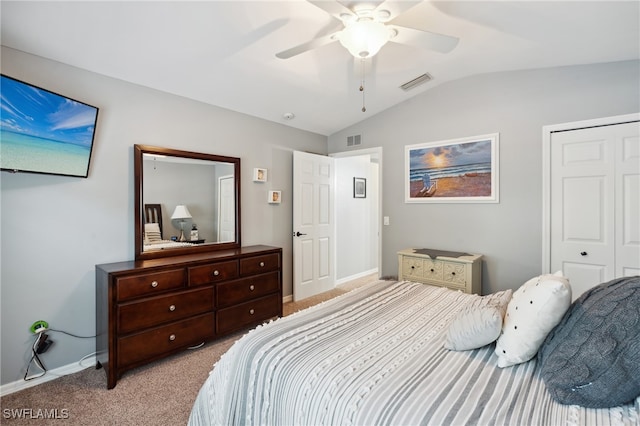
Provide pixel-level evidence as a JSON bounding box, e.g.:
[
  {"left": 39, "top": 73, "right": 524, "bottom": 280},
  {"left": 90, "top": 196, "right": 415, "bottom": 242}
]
[
  {"left": 213, "top": 270, "right": 220, "bottom": 276},
  {"left": 249, "top": 309, "right": 255, "bottom": 315},
  {"left": 411, "top": 266, "right": 415, "bottom": 269},
  {"left": 451, "top": 272, "right": 456, "bottom": 275},
  {"left": 430, "top": 268, "right": 434, "bottom": 272},
  {"left": 249, "top": 285, "right": 255, "bottom": 291},
  {"left": 169, "top": 334, "right": 176, "bottom": 341},
  {"left": 580, "top": 251, "right": 588, "bottom": 256},
  {"left": 169, "top": 304, "right": 176, "bottom": 312},
  {"left": 151, "top": 281, "right": 159, "bottom": 288},
  {"left": 259, "top": 262, "right": 265, "bottom": 267}
]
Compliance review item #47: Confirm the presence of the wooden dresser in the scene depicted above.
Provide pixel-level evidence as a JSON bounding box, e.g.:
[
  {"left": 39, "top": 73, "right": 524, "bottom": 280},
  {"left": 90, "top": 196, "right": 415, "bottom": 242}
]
[
  {"left": 398, "top": 248, "right": 482, "bottom": 294},
  {"left": 95, "top": 245, "right": 282, "bottom": 389}
]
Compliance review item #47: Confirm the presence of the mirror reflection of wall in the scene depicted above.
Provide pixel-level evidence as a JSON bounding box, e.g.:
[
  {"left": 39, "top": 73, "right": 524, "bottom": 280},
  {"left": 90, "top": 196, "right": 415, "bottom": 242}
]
[{"left": 143, "top": 156, "right": 234, "bottom": 244}]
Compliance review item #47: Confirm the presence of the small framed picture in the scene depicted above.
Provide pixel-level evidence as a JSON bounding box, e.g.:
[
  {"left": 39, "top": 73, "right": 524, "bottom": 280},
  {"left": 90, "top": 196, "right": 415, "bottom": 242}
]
[
  {"left": 253, "top": 168, "right": 267, "bottom": 182},
  {"left": 268, "top": 190, "right": 282, "bottom": 204},
  {"left": 354, "top": 177, "right": 366, "bottom": 198}
]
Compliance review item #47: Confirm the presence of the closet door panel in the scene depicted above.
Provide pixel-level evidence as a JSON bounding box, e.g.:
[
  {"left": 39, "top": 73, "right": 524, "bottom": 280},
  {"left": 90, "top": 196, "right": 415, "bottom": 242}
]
[
  {"left": 616, "top": 127, "right": 640, "bottom": 277},
  {"left": 550, "top": 120, "right": 639, "bottom": 300},
  {"left": 551, "top": 126, "right": 615, "bottom": 299}
]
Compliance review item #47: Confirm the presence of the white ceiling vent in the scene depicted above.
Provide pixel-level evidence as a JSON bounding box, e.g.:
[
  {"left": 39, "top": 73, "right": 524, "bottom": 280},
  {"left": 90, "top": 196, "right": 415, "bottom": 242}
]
[
  {"left": 347, "top": 134, "right": 362, "bottom": 147},
  {"left": 400, "top": 73, "right": 433, "bottom": 91}
]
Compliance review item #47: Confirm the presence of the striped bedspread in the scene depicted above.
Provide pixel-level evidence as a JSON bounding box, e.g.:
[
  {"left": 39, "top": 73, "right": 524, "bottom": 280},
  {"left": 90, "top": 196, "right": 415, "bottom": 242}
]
[{"left": 189, "top": 280, "right": 639, "bottom": 426}]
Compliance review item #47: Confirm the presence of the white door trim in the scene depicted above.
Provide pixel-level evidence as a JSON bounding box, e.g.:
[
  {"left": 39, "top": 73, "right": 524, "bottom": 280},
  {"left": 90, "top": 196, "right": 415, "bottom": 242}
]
[{"left": 541, "top": 112, "right": 640, "bottom": 273}]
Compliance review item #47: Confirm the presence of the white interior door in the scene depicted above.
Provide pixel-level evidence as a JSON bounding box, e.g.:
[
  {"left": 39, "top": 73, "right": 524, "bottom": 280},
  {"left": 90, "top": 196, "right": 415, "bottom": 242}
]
[
  {"left": 217, "top": 175, "right": 235, "bottom": 242},
  {"left": 293, "top": 151, "right": 335, "bottom": 301},
  {"left": 550, "top": 120, "right": 639, "bottom": 300}
]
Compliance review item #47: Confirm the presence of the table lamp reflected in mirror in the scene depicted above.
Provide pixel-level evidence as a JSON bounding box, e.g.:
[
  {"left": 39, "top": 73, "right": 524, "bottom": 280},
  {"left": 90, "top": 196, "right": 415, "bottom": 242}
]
[{"left": 171, "top": 205, "right": 192, "bottom": 242}]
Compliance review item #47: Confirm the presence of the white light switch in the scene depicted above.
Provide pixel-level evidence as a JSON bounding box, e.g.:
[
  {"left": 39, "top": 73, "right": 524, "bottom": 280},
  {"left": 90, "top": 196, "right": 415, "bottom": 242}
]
[{"left": 383, "top": 216, "right": 390, "bottom": 226}]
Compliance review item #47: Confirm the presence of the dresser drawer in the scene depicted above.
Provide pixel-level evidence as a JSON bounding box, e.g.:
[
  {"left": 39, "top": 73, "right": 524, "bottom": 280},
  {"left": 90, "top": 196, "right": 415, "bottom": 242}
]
[
  {"left": 443, "top": 261, "right": 467, "bottom": 287},
  {"left": 423, "top": 259, "right": 444, "bottom": 280},
  {"left": 240, "top": 253, "right": 280, "bottom": 276},
  {"left": 402, "top": 256, "right": 424, "bottom": 280},
  {"left": 217, "top": 293, "right": 281, "bottom": 335},
  {"left": 216, "top": 272, "right": 280, "bottom": 308},
  {"left": 116, "top": 268, "right": 186, "bottom": 301},
  {"left": 117, "top": 313, "right": 215, "bottom": 368},
  {"left": 188, "top": 260, "right": 238, "bottom": 286},
  {"left": 117, "top": 287, "right": 214, "bottom": 334}
]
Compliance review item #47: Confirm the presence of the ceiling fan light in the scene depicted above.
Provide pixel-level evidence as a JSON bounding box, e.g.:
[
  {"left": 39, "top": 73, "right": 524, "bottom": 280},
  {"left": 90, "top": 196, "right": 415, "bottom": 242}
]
[{"left": 339, "top": 20, "right": 391, "bottom": 59}]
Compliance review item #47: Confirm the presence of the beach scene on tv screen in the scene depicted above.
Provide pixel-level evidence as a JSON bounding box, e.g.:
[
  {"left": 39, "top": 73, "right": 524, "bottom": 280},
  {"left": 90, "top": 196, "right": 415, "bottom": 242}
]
[{"left": 0, "top": 75, "right": 98, "bottom": 177}]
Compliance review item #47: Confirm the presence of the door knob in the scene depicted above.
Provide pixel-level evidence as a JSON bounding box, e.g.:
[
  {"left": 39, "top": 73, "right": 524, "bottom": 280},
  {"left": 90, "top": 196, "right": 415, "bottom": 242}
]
[{"left": 294, "top": 231, "right": 307, "bottom": 237}]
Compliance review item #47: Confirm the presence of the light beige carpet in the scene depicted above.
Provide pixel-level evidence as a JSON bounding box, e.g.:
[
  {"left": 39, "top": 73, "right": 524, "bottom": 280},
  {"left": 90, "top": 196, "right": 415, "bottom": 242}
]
[{"left": 0, "top": 275, "right": 377, "bottom": 425}]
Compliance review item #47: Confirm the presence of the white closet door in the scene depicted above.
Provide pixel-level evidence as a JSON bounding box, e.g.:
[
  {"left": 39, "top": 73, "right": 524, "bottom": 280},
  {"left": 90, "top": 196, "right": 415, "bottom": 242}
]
[
  {"left": 616, "top": 125, "right": 640, "bottom": 277},
  {"left": 550, "top": 121, "right": 639, "bottom": 300}
]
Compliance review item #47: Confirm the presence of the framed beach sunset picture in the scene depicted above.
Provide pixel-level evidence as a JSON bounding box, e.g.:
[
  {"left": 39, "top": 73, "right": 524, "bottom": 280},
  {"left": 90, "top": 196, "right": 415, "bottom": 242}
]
[{"left": 405, "top": 133, "right": 499, "bottom": 203}]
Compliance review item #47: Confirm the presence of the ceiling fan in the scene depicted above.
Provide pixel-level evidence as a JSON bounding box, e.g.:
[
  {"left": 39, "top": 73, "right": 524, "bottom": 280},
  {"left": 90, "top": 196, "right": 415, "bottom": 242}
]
[{"left": 275, "top": 0, "right": 459, "bottom": 60}]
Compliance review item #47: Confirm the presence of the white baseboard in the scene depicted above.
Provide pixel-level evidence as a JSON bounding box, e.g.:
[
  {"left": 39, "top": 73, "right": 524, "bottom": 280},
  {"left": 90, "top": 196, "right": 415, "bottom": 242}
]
[
  {"left": 335, "top": 268, "right": 378, "bottom": 286},
  {"left": 282, "top": 269, "right": 379, "bottom": 303},
  {"left": 0, "top": 356, "right": 96, "bottom": 397}
]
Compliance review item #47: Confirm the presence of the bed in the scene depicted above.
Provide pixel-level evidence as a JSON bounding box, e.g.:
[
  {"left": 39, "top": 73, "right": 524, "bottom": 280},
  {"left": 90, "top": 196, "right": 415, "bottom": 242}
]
[
  {"left": 189, "top": 276, "right": 640, "bottom": 425},
  {"left": 143, "top": 203, "right": 193, "bottom": 251}
]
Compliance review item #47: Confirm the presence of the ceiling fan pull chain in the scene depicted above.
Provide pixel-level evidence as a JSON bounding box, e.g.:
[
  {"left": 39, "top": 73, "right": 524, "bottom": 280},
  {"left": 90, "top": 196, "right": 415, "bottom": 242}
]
[{"left": 360, "top": 59, "right": 366, "bottom": 112}]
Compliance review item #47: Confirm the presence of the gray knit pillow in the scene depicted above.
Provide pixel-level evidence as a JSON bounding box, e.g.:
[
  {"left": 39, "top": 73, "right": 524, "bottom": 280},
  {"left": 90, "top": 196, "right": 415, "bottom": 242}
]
[{"left": 538, "top": 276, "right": 640, "bottom": 408}]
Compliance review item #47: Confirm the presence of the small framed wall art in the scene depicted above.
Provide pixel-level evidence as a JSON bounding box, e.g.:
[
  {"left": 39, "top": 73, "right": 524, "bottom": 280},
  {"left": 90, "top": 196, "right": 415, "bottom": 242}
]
[
  {"left": 253, "top": 168, "right": 267, "bottom": 182},
  {"left": 353, "top": 177, "right": 366, "bottom": 198},
  {"left": 268, "top": 190, "right": 281, "bottom": 204}
]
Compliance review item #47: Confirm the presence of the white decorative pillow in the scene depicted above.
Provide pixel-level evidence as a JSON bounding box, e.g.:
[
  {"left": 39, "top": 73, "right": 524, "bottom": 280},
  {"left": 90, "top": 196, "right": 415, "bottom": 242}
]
[
  {"left": 144, "top": 222, "right": 162, "bottom": 243},
  {"left": 494, "top": 271, "right": 571, "bottom": 368},
  {"left": 444, "top": 289, "right": 512, "bottom": 351}
]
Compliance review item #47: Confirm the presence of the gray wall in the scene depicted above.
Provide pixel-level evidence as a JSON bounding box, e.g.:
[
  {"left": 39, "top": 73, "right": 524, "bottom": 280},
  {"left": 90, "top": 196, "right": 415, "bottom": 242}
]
[
  {"left": 0, "top": 46, "right": 326, "bottom": 386},
  {"left": 334, "top": 155, "right": 379, "bottom": 281},
  {"left": 328, "top": 60, "right": 640, "bottom": 294}
]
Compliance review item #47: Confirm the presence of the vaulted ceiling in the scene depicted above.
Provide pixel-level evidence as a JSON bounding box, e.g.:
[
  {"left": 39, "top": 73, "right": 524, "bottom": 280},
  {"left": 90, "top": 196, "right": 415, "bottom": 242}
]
[{"left": 2, "top": 1, "right": 638, "bottom": 136}]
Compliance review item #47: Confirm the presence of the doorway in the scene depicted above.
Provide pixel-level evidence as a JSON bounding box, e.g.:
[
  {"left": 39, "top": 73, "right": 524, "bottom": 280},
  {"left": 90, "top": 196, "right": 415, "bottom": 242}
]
[
  {"left": 292, "top": 148, "right": 382, "bottom": 301},
  {"left": 331, "top": 147, "right": 382, "bottom": 285}
]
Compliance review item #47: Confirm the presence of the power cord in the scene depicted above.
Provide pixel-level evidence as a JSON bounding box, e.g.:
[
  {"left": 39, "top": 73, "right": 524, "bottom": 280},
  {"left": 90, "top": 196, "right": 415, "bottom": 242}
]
[
  {"left": 23, "top": 325, "right": 96, "bottom": 382},
  {"left": 23, "top": 332, "right": 48, "bottom": 381},
  {"left": 49, "top": 328, "right": 95, "bottom": 339}
]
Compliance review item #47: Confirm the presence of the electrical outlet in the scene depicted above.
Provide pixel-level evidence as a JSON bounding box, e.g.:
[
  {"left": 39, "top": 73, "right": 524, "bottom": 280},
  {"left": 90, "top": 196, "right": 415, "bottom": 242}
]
[
  {"left": 30, "top": 320, "right": 49, "bottom": 334},
  {"left": 36, "top": 334, "right": 53, "bottom": 354}
]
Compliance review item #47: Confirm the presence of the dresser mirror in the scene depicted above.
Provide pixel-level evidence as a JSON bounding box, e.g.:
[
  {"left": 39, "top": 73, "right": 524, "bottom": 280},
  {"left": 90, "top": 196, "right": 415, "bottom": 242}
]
[{"left": 134, "top": 144, "right": 241, "bottom": 260}]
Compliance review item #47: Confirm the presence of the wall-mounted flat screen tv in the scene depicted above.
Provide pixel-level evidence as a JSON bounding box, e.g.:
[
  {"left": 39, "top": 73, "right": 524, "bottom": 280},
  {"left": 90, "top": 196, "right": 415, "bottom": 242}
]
[{"left": 1, "top": 74, "right": 99, "bottom": 178}]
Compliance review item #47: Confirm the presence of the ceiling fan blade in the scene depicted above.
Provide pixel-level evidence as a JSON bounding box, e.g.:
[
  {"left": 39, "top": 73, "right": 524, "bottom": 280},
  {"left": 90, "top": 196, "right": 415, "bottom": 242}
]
[
  {"left": 275, "top": 32, "right": 340, "bottom": 59},
  {"left": 374, "top": 1, "right": 422, "bottom": 22},
  {"left": 388, "top": 25, "right": 459, "bottom": 53},
  {"left": 307, "top": 0, "right": 355, "bottom": 21}
]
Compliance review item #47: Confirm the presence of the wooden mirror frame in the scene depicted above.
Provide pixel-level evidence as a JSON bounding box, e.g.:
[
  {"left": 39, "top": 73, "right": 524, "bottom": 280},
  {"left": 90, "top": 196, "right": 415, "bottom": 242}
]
[{"left": 134, "top": 144, "right": 241, "bottom": 260}]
